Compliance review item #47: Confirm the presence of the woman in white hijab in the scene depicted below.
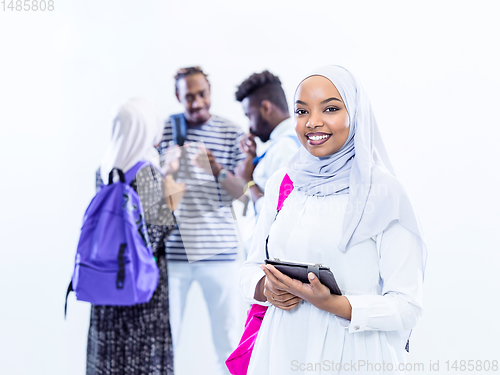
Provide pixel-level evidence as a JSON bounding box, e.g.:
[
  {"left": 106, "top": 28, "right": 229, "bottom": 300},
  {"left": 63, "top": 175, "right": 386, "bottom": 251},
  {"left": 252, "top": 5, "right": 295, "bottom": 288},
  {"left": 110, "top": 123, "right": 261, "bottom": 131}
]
[
  {"left": 239, "top": 66, "right": 426, "bottom": 374},
  {"left": 87, "top": 98, "right": 184, "bottom": 375}
]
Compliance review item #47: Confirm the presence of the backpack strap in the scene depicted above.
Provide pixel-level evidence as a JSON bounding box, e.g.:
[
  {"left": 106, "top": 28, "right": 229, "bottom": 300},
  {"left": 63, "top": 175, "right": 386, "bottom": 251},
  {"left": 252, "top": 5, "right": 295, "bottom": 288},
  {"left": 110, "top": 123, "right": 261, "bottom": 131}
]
[
  {"left": 169, "top": 113, "right": 192, "bottom": 179},
  {"left": 124, "top": 161, "right": 150, "bottom": 184},
  {"left": 108, "top": 169, "right": 125, "bottom": 185},
  {"left": 106, "top": 162, "right": 150, "bottom": 186},
  {"left": 265, "top": 173, "right": 294, "bottom": 259},
  {"left": 64, "top": 281, "right": 73, "bottom": 319},
  {"left": 170, "top": 113, "right": 188, "bottom": 147}
]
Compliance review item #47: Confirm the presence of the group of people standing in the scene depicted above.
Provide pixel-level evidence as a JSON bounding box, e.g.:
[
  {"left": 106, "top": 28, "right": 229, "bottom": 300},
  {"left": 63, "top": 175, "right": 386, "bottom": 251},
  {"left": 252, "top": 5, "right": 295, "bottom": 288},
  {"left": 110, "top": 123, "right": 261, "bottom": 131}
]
[
  {"left": 85, "top": 64, "right": 425, "bottom": 375},
  {"left": 86, "top": 67, "right": 300, "bottom": 375}
]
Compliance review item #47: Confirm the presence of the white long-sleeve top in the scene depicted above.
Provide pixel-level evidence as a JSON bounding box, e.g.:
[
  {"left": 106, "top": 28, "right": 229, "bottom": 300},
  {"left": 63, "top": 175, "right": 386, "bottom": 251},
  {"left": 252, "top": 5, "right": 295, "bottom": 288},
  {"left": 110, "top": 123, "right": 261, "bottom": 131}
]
[{"left": 240, "top": 168, "right": 424, "bottom": 374}]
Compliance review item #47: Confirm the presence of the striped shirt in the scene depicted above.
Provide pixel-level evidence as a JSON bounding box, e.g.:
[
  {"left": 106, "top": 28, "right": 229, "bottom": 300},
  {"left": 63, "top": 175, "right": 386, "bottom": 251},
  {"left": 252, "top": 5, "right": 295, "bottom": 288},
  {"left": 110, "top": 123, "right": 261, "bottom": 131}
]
[{"left": 158, "top": 115, "right": 245, "bottom": 262}]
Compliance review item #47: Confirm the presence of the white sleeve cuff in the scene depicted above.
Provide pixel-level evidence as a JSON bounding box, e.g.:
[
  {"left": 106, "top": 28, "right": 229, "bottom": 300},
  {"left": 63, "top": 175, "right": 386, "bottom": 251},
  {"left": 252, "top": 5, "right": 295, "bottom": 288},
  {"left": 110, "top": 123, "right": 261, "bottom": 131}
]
[
  {"left": 345, "top": 295, "right": 370, "bottom": 333},
  {"left": 240, "top": 268, "right": 271, "bottom": 306},
  {"left": 248, "top": 269, "right": 271, "bottom": 306}
]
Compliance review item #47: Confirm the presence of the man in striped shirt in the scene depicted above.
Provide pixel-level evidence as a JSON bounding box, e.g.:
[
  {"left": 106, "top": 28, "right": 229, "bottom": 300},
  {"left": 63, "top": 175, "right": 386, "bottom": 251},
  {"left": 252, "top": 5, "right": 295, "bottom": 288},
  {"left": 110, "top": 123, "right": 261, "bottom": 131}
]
[{"left": 158, "top": 66, "right": 245, "bottom": 375}]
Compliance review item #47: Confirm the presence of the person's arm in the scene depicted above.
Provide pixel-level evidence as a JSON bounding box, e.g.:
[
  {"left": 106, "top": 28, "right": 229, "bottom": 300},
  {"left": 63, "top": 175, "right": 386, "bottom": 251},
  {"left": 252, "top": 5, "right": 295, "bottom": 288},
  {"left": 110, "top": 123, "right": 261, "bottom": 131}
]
[
  {"left": 213, "top": 163, "right": 246, "bottom": 202},
  {"left": 235, "top": 157, "right": 264, "bottom": 205},
  {"left": 135, "top": 167, "right": 178, "bottom": 229},
  {"left": 235, "top": 134, "right": 264, "bottom": 205},
  {"left": 261, "top": 222, "right": 424, "bottom": 331},
  {"left": 344, "top": 223, "right": 424, "bottom": 333},
  {"left": 193, "top": 144, "right": 246, "bottom": 202}
]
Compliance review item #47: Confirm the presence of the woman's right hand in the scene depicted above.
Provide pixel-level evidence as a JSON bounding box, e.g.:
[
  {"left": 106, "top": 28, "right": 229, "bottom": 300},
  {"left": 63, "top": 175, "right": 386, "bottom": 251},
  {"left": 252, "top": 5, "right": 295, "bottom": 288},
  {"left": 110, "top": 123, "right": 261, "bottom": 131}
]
[{"left": 254, "top": 267, "right": 302, "bottom": 311}]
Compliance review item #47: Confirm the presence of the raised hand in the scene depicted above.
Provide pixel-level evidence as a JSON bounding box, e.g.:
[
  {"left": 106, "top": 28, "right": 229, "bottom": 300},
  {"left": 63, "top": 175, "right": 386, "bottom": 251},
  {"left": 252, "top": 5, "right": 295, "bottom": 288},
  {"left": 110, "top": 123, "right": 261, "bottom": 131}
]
[
  {"left": 193, "top": 143, "right": 223, "bottom": 177},
  {"left": 239, "top": 133, "right": 257, "bottom": 158}
]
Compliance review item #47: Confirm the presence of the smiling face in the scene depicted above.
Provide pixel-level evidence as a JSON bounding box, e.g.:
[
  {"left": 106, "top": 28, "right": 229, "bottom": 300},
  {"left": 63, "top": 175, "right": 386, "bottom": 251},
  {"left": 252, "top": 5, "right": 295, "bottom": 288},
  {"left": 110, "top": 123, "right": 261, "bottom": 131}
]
[
  {"left": 176, "top": 73, "right": 211, "bottom": 125},
  {"left": 294, "top": 75, "right": 350, "bottom": 158}
]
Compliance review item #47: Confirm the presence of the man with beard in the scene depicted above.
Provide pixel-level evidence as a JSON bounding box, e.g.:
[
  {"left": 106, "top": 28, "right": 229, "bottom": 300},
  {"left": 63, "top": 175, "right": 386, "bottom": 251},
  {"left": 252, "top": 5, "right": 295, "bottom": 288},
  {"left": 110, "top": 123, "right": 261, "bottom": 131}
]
[
  {"left": 235, "top": 70, "right": 300, "bottom": 216},
  {"left": 158, "top": 66, "right": 245, "bottom": 375}
]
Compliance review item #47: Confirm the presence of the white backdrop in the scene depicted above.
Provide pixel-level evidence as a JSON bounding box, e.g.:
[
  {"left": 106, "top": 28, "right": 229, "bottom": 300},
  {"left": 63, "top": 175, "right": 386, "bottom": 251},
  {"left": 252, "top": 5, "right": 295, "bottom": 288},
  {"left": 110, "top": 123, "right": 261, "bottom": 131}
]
[{"left": 1, "top": 1, "right": 499, "bottom": 374}]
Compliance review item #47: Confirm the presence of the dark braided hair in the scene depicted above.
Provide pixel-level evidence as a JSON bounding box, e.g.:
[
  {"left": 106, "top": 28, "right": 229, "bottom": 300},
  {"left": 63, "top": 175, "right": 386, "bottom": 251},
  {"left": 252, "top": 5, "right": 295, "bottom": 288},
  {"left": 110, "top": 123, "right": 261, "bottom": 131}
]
[
  {"left": 174, "top": 66, "right": 209, "bottom": 95},
  {"left": 235, "top": 70, "right": 289, "bottom": 113}
]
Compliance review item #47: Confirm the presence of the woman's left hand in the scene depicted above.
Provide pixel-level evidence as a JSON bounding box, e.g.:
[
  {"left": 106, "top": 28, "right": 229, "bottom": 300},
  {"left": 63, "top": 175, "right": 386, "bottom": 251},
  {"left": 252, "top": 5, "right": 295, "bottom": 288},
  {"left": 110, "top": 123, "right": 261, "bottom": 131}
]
[{"left": 261, "top": 264, "right": 352, "bottom": 319}]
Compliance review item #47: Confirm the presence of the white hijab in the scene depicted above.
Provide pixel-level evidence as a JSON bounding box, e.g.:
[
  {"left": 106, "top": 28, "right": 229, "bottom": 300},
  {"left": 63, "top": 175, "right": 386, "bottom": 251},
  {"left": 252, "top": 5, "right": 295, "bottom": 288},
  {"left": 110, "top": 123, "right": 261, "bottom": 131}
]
[
  {"left": 287, "top": 66, "right": 426, "bottom": 264},
  {"left": 100, "top": 98, "right": 163, "bottom": 183}
]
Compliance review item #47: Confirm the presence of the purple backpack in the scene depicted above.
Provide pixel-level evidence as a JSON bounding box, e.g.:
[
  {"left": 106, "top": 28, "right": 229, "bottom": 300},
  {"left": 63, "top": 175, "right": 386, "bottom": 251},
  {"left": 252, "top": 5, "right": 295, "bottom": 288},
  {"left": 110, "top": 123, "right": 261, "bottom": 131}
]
[{"left": 65, "top": 162, "right": 159, "bottom": 316}]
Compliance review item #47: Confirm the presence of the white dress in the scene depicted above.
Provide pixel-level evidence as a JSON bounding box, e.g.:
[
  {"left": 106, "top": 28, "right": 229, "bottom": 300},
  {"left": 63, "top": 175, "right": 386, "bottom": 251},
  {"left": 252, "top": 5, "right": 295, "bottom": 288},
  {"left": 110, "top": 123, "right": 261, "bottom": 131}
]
[{"left": 239, "top": 168, "right": 424, "bottom": 375}]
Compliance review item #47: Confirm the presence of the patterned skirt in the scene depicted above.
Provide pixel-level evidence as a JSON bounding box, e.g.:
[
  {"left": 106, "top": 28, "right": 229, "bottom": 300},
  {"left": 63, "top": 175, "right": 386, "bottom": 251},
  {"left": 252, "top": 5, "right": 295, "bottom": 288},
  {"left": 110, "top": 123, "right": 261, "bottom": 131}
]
[{"left": 86, "top": 254, "right": 174, "bottom": 375}]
